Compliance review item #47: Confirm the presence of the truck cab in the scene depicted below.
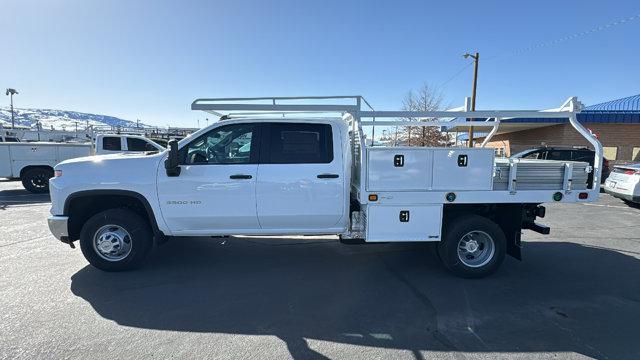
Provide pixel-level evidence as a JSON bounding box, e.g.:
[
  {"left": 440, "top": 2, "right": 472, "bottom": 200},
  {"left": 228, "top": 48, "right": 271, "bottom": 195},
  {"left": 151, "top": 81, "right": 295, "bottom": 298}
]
[{"left": 48, "top": 117, "right": 351, "bottom": 269}]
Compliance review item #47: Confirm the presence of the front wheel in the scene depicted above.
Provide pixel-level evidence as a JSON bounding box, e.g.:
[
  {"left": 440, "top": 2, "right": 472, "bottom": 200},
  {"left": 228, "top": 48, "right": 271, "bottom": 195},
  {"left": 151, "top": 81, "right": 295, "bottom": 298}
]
[
  {"left": 21, "top": 167, "right": 53, "bottom": 193},
  {"left": 79, "top": 209, "right": 153, "bottom": 271},
  {"left": 437, "top": 215, "right": 506, "bottom": 278}
]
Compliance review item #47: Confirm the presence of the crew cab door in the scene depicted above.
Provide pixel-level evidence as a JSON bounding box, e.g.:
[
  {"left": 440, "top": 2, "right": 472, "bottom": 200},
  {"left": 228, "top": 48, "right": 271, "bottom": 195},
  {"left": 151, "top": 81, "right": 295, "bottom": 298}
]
[
  {"left": 157, "top": 123, "right": 260, "bottom": 234},
  {"left": 256, "top": 122, "right": 345, "bottom": 232}
]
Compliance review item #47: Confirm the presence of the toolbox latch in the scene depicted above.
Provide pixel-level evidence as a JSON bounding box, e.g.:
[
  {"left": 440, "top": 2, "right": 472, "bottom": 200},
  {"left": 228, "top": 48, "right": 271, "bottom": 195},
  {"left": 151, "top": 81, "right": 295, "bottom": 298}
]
[
  {"left": 457, "top": 154, "right": 468, "bottom": 167},
  {"left": 394, "top": 154, "right": 404, "bottom": 167}
]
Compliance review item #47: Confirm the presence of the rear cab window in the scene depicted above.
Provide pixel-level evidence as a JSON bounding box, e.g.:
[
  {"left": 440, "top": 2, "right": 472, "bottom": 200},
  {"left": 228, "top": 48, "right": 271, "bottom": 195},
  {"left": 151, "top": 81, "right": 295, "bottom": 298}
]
[{"left": 102, "top": 136, "right": 122, "bottom": 151}]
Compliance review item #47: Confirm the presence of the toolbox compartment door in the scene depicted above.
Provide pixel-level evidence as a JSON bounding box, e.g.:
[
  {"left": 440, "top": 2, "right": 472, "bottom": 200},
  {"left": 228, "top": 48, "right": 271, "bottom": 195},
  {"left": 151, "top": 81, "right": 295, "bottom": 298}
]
[
  {"left": 432, "top": 148, "right": 494, "bottom": 191},
  {"left": 366, "top": 204, "right": 442, "bottom": 242},
  {"left": 366, "top": 148, "right": 433, "bottom": 191}
]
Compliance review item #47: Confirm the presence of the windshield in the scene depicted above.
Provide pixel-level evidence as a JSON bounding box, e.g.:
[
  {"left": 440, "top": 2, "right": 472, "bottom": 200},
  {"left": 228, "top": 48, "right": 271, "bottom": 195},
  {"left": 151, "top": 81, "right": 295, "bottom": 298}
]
[{"left": 150, "top": 138, "right": 168, "bottom": 148}]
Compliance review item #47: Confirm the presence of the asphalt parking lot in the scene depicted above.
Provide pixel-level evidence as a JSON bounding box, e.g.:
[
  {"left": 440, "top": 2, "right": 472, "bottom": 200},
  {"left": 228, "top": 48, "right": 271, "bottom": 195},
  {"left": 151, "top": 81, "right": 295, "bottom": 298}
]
[{"left": 1, "top": 179, "right": 639, "bottom": 360}]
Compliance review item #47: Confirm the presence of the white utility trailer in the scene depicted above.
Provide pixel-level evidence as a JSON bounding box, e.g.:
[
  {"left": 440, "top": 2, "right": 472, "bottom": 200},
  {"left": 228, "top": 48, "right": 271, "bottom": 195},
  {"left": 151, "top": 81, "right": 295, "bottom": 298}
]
[{"left": 48, "top": 96, "right": 603, "bottom": 278}]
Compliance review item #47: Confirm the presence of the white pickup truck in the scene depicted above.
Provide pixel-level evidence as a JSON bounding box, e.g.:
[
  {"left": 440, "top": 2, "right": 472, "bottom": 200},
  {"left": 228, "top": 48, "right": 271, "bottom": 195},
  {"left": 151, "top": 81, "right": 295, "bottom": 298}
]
[
  {"left": 47, "top": 96, "right": 603, "bottom": 278},
  {"left": 1, "top": 134, "right": 164, "bottom": 193}
]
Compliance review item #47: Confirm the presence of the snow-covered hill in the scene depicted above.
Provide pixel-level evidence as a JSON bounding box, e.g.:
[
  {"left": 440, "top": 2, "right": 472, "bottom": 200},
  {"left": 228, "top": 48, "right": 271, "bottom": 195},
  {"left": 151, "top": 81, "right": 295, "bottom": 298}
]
[{"left": 0, "top": 107, "right": 151, "bottom": 130}]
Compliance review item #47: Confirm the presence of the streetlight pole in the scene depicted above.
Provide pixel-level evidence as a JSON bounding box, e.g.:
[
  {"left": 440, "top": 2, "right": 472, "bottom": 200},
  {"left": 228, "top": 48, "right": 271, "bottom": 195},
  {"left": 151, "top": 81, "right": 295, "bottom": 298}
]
[
  {"left": 463, "top": 53, "right": 479, "bottom": 147},
  {"left": 5, "top": 88, "right": 18, "bottom": 129}
]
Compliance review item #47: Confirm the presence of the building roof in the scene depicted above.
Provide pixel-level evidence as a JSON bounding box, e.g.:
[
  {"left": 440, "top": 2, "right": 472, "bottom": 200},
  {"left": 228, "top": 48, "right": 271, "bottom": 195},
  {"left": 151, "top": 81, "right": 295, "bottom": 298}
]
[
  {"left": 496, "top": 94, "right": 640, "bottom": 126},
  {"left": 447, "top": 94, "right": 640, "bottom": 136},
  {"left": 584, "top": 94, "right": 640, "bottom": 112}
]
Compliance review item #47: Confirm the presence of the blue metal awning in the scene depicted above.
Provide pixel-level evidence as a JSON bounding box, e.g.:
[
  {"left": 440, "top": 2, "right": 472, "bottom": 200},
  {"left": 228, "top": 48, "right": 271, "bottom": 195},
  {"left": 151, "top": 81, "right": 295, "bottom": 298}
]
[{"left": 496, "top": 94, "right": 640, "bottom": 124}]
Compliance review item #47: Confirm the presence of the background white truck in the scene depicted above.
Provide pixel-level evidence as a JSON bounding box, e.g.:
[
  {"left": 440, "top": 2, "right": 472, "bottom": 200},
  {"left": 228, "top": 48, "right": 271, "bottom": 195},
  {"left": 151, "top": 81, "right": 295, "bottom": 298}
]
[
  {"left": 47, "top": 96, "right": 603, "bottom": 278},
  {"left": 1, "top": 134, "right": 164, "bottom": 193}
]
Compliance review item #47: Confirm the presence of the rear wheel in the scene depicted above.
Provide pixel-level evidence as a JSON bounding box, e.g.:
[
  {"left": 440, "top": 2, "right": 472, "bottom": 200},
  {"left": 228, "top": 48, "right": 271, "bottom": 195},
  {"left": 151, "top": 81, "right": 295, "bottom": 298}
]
[
  {"left": 21, "top": 167, "right": 53, "bottom": 193},
  {"left": 437, "top": 215, "right": 506, "bottom": 278},
  {"left": 79, "top": 208, "right": 153, "bottom": 271}
]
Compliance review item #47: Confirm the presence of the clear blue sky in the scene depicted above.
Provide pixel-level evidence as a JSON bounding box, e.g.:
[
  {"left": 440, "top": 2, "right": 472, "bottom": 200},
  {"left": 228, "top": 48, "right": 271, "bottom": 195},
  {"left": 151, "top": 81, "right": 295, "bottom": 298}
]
[{"left": 1, "top": 0, "right": 639, "bottom": 127}]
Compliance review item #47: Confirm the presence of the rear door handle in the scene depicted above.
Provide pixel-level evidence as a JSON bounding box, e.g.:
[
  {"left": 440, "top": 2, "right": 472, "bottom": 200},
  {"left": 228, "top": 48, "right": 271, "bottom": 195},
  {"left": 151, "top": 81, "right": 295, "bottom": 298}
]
[
  {"left": 317, "top": 174, "right": 339, "bottom": 179},
  {"left": 230, "top": 174, "right": 252, "bottom": 179}
]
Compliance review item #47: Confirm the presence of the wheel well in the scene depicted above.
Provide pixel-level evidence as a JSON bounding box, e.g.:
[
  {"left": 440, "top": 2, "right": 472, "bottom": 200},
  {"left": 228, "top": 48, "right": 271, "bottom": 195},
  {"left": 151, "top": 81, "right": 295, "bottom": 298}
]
[
  {"left": 20, "top": 165, "right": 53, "bottom": 178},
  {"left": 443, "top": 203, "right": 540, "bottom": 260},
  {"left": 66, "top": 193, "right": 160, "bottom": 241}
]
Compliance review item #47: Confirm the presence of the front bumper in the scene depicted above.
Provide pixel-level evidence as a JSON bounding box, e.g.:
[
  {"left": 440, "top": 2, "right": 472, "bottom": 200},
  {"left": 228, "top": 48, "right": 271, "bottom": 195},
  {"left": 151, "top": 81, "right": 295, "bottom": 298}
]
[{"left": 47, "top": 216, "right": 69, "bottom": 241}]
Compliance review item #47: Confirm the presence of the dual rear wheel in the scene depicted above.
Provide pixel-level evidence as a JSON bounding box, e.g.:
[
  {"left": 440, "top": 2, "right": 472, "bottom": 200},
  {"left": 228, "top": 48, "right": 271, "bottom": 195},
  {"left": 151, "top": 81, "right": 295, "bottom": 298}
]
[{"left": 436, "top": 215, "right": 506, "bottom": 278}]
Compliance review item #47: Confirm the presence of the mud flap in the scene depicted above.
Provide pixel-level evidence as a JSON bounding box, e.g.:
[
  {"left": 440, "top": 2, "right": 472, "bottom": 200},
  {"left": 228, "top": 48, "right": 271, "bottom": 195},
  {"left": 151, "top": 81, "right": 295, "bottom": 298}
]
[{"left": 506, "top": 231, "right": 522, "bottom": 260}]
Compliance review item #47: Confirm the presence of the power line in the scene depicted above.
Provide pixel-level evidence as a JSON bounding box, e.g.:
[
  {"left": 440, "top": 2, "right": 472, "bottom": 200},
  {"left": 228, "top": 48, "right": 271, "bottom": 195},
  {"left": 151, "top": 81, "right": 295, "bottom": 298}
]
[
  {"left": 438, "top": 61, "right": 473, "bottom": 89},
  {"left": 486, "top": 13, "right": 640, "bottom": 61}
]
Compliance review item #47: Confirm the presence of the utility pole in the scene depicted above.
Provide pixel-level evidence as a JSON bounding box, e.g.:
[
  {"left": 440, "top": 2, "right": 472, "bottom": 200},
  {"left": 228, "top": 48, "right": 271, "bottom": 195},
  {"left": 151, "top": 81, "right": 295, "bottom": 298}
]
[
  {"left": 5, "top": 88, "right": 18, "bottom": 129},
  {"left": 463, "top": 53, "right": 479, "bottom": 147}
]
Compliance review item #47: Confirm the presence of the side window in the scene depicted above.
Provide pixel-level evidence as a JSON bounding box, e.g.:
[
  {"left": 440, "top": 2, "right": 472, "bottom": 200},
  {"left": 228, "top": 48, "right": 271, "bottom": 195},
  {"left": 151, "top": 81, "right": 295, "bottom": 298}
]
[
  {"left": 127, "top": 137, "right": 157, "bottom": 151},
  {"left": 102, "top": 136, "right": 122, "bottom": 151},
  {"left": 267, "top": 123, "right": 333, "bottom": 164},
  {"left": 572, "top": 150, "right": 593, "bottom": 163},
  {"left": 547, "top": 150, "right": 572, "bottom": 161},
  {"left": 5, "top": 137, "right": 19, "bottom": 142},
  {"left": 184, "top": 124, "right": 255, "bottom": 165}
]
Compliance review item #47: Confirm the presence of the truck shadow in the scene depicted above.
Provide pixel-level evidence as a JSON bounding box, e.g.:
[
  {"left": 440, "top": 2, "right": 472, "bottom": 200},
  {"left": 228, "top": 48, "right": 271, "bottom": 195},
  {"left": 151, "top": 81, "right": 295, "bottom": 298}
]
[
  {"left": 70, "top": 238, "right": 640, "bottom": 359},
  {"left": 0, "top": 188, "right": 50, "bottom": 206}
]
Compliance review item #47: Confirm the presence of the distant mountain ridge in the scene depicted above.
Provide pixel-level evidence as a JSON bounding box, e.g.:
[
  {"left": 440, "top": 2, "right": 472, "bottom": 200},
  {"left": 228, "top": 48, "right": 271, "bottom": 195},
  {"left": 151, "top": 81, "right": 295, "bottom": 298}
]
[{"left": 0, "top": 107, "right": 151, "bottom": 130}]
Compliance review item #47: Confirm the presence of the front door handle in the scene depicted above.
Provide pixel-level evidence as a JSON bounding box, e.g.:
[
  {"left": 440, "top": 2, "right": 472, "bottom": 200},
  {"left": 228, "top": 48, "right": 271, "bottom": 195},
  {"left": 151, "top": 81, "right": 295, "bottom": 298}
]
[
  {"left": 317, "top": 174, "right": 339, "bottom": 179},
  {"left": 230, "top": 174, "right": 252, "bottom": 179}
]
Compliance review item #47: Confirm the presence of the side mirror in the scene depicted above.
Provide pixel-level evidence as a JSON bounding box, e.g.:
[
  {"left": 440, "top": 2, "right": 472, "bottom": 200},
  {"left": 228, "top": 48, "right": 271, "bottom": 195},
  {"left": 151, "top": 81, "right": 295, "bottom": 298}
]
[{"left": 164, "top": 139, "right": 181, "bottom": 177}]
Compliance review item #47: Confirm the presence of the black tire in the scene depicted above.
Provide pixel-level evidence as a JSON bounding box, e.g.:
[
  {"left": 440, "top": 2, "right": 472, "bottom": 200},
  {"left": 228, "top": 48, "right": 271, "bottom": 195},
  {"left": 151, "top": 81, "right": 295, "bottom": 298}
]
[
  {"left": 21, "top": 167, "right": 53, "bottom": 193},
  {"left": 79, "top": 208, "right": 153, "bottom": 271},
  {"left": 437, "top": 215, "right": 506, "bottom": 278}
]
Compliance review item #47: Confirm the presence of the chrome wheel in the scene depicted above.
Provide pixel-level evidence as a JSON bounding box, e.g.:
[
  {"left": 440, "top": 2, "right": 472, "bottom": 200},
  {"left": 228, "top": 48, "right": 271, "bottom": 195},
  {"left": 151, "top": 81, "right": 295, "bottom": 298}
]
[
  {"left": 93, "top": 224, "right": 133, "bottom": 262},
  {"left": 457, "top": 230, "right": 495, "bottom": 268}
]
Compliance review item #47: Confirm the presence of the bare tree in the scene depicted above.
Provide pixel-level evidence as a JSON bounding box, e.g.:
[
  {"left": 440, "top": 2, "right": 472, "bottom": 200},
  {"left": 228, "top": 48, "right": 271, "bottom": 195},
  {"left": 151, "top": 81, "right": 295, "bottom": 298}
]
[{"left": 397, "top": 83, "right": 449, "bottom": 147}]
